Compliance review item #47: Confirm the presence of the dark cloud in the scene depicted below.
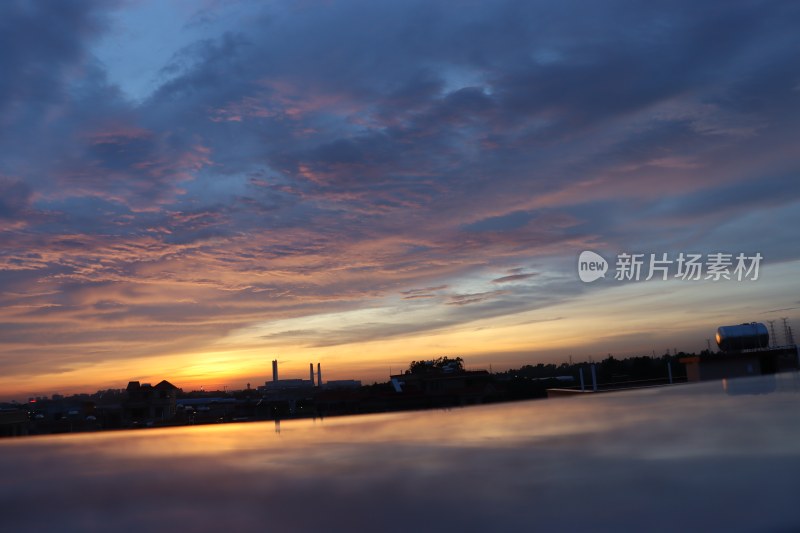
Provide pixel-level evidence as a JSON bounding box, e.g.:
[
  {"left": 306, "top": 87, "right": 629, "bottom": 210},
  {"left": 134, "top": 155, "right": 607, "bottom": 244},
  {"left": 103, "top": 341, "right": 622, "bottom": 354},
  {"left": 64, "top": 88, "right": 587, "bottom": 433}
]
[
  {"left": 0, "top": 1, "right": 108, "bottom": 111},
  {"left": 492, "top": 272, "right": 537, "bottom": 284},
  {"left": 0, "top": 178, "right": 32, "bottom": 219},
  {"left": 0, "top": 0, "right": 799, "bottom": 389}
]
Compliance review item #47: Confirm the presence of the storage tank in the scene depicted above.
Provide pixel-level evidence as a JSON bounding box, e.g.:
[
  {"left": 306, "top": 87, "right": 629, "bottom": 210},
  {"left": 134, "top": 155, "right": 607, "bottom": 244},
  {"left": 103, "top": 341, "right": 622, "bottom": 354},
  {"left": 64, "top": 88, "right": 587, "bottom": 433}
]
[{"left": 715, "top": 323, "right": 769, "bottom": 352}]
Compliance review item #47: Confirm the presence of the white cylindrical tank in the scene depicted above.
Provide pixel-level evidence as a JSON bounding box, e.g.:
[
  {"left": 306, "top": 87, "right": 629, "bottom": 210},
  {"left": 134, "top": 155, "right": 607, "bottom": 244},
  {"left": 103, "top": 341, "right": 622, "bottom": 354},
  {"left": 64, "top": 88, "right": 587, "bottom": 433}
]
[{"left": 716, "top": 323, "right": 769, "bottom": 352}]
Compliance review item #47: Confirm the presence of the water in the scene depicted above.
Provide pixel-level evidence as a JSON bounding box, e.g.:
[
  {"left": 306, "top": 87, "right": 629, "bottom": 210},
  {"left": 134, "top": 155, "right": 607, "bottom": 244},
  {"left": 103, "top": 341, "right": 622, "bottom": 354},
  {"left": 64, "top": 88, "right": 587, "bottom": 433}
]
[{"left": 2, "top": 375, "right": 799, "bottom": 532}]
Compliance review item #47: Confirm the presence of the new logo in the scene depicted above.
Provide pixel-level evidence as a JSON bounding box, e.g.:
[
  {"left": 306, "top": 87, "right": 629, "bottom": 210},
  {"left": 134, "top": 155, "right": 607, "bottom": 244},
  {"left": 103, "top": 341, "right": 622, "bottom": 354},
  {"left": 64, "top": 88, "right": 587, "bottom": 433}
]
[{"left": 578, "top": 251, "right": 608, "bottom": 282}]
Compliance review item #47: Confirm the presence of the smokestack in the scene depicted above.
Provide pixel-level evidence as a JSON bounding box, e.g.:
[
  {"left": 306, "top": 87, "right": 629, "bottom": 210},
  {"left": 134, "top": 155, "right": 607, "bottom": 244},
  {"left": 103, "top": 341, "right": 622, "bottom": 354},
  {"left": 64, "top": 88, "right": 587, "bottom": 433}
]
[
  {"left": 309, "top": 363, "right": 315, "bottom": 386},
  {"left": 317, "top": 362, "right": 322, "bottom": 388},
  {"left": 272, "top": 359, "right": 278, "bottom": 382}
]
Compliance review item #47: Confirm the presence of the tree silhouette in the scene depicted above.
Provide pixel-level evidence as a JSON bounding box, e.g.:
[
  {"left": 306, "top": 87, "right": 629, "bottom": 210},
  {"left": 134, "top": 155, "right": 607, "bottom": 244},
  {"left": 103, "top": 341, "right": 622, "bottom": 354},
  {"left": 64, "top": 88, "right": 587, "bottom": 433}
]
[{"left": 406, "top": 356, "right": 464, "bottom": 375}]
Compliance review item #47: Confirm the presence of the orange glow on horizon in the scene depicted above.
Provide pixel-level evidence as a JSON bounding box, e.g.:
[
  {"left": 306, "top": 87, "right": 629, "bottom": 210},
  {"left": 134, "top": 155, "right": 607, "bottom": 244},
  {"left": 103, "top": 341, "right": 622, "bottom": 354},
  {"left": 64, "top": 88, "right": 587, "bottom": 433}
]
[{"left": 3, "top": 261, "right": 797, "bottom": 402}]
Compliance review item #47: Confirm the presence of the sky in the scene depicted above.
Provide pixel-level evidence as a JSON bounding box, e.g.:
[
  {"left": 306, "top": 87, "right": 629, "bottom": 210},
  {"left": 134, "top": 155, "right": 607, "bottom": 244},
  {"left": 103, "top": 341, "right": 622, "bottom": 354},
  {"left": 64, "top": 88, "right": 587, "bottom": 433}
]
[{"left": 1, "top": 0, "right": 799, "bottom": 400}]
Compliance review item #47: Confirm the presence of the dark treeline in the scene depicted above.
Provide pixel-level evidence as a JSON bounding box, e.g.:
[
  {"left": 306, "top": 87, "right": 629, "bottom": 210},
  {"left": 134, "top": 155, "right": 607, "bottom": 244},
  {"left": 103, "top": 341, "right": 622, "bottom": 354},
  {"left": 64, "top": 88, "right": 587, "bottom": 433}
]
[
  {"left": 503, "top": 353, "right": 690, "bottom": 381},
  {"left": 496, "top": 353, "right": 691, "bottom": 400},
  {"left": 2, "top": 352, "right": 696, "bottom": 437}
]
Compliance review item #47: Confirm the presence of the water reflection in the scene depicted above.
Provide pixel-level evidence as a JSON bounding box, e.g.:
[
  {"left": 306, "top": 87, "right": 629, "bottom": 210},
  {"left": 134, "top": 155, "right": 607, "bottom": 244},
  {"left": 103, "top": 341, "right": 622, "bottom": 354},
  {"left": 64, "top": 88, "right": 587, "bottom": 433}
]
[
  {"left": 723, "top": 374, "right": 777, "bottom": 395},
  {"left": 2, "top": 375, "right": 800, "bottom": 532}
]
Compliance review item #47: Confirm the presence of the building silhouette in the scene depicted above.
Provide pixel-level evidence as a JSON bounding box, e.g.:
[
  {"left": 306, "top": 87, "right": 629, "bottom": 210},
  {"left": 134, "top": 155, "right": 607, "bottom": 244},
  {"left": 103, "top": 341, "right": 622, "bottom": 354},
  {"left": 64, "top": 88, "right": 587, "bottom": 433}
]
[{"left": 123, "top": 380, "right": 180, "bottom": 424}]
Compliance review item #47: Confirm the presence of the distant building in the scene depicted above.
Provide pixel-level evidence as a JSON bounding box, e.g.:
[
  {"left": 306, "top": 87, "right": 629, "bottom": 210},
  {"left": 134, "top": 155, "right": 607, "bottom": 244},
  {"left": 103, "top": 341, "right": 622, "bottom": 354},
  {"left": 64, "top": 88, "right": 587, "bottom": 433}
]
[
  {"left": 323, "top": 380, "right": 362, "bottom": 390},
  {"left": 389, "top": 370, "right": 496, "bottom": 406},
  {"left": 123, "top": 380, "right": 180, "bottom": 424},
  {"left": 681, "top": 346, "right": 799, "bottom": 382},
  {"left": 260, "top": 379, "right": 315, "bottom": 392},
  {"left": 0, "top": 409, "right": 29, "bottom": 437},
  {"left": 259, "top": 359, "right": 323, "bottom": 392}
]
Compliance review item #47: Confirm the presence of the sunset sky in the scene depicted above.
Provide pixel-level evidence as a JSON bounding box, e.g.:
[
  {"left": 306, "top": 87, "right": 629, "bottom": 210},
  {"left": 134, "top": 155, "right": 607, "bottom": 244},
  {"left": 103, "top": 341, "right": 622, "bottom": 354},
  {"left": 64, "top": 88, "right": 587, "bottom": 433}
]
[{"left": 1, "top": 0, "right": 799, "bottom": 400}]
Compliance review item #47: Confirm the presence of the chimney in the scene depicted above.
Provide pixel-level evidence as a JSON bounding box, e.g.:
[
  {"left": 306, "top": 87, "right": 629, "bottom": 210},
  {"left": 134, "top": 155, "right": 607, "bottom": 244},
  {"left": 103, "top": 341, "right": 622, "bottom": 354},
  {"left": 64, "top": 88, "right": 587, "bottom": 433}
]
[
  {"left": 317, "top": 362, "right": 322, "bottom": 387},
  {"left": 309, "top": 363, "right": 315, "bottom": 386},
  {"left": 272, "top": 359, "right": 278, "bottom": 382}
]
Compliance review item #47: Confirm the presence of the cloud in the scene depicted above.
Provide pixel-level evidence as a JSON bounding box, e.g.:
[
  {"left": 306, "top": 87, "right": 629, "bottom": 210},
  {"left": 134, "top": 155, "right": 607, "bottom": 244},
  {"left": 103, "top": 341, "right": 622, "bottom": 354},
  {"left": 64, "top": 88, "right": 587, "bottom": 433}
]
[
  {"left": 492, "top": 272, "right": 538, "bottom": 284},
  {"left": 0, "top": 1, "right": 109, "bottom": 111},
  {"left": 0, "top": 178, "right": 32, "bottom": 220},
  {"left": 400, "top": 285, "right": 448, "bottom": 300},
  {"left": 0, "top": 0, "right": 799, "bottom": 393},
  {"left": 446, "top": 291, "right": 508, "bottom": 306}
]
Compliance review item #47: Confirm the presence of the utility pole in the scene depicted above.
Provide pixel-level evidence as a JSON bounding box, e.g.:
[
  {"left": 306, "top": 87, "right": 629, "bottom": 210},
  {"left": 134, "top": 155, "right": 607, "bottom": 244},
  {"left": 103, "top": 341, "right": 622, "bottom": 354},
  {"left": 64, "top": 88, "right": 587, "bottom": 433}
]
[{"left": 767, "top": 320, "right": 777, "bottom": 347}]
